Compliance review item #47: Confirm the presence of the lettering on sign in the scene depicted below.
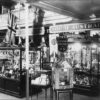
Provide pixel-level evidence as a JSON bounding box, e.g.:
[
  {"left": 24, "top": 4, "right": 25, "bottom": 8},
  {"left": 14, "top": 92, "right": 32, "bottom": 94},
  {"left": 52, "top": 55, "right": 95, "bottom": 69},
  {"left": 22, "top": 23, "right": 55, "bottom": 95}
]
[{"left": 50, "top": 22, "right": 100, "bottom": 33}]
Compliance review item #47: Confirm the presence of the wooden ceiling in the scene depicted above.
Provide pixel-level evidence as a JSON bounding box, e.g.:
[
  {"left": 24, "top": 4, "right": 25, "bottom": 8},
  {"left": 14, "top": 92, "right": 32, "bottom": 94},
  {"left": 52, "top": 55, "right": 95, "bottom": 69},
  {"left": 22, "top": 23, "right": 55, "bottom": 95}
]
[
  {"left": 1, "top": 0, "right": 100, "bottom": 20},
  {"left": 27, "top": 0, "right": 100, "bottom": 20},
  {"left": 0, "top": 0, "right": 16, "bottom": 8}
]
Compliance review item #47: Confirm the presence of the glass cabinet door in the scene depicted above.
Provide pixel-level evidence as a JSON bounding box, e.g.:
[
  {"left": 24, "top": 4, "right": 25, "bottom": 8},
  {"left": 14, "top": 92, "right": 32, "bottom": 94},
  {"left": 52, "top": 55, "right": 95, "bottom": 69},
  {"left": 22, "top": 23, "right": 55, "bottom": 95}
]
[{"left": 0, "top": 49, "right": 21, "bottom": 80}]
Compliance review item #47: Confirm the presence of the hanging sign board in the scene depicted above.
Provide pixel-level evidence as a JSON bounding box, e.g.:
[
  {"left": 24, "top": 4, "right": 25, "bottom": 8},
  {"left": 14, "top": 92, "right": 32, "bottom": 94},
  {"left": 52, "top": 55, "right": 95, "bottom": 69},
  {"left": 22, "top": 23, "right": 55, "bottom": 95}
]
[
  {"left": 49, "top": 22, "right": 100, "bottom": 33},
  {"left": 56, "top": 33, "right": 68, "bottom": 52}
]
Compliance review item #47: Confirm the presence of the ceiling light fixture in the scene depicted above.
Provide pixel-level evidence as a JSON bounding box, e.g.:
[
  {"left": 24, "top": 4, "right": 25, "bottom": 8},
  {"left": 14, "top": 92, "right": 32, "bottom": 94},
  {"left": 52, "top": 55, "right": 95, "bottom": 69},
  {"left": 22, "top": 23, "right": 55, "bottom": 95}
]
[
  {"left": 89, "top": 0, "right": 97, "bottom": 20},
  {"left": 90, "top": 13, "right": 96, "bottom": 20}
]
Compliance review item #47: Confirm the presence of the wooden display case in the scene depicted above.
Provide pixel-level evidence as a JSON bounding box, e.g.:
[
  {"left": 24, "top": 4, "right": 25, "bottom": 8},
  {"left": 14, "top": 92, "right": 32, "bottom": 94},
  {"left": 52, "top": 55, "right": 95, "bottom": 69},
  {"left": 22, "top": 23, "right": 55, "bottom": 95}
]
[
  {"left": 0, "top": 47, "right": 26, "bottom": 97},
  {"left": 0, "top": 47, "right": 42, "bottom": 97}
]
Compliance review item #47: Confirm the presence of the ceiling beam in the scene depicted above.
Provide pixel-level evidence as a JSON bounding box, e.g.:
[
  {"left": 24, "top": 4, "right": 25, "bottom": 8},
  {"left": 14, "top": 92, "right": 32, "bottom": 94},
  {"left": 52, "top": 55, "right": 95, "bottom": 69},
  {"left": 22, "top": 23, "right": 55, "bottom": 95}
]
[
  {"left": 11, "top": 0, "right": 27, "bottom": 3},
  {"left": 29, "top": 1, "right": 85, "bottom": 19},
  {"left": 0, "top": 0, "right": 90, "bottom": 20}
]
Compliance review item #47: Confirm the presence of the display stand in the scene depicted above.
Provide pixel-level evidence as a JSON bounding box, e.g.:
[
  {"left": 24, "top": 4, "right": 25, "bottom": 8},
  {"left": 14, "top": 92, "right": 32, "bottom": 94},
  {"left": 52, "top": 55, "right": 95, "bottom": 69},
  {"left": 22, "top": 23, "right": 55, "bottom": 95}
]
[
  {"left": 72, "top": 44, "right": 100, "bottom": 95},
  {"left": 52, "top": 64, "right": 74, "bottom": 100},
  {"left": 31, "top": 70, "right": 52, "bottom": 100},
  {"left": 0, "top": 47, "right": 26, "bottom": 97}
]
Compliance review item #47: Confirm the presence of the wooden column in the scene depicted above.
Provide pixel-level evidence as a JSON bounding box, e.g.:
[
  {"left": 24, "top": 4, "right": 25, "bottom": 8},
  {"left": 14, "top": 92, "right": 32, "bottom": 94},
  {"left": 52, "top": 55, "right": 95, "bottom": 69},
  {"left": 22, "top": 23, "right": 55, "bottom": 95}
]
[{"left": 25, "top": 3, "right": 29, "bottom": 100}]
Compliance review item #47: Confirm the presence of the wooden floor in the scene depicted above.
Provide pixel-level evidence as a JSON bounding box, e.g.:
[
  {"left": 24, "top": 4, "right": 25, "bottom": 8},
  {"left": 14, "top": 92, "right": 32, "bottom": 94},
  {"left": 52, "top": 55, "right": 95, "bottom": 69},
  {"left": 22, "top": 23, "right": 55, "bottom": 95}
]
[{"left": 0, "top": 88, "right": 100, "bottom": 100}]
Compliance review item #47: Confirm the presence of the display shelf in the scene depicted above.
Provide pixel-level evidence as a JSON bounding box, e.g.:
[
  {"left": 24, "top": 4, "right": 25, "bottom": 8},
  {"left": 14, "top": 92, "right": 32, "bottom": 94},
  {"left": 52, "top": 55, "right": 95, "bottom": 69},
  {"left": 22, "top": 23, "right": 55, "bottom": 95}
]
[
  {"left": 74, "top": 84, "right": 99, "bottom": 94},
  {"left": 74, "top": 84, "right": 91, "bottom": 89},
  {"left": 74, "top": 69, "right": 98, "bottom": 77}
]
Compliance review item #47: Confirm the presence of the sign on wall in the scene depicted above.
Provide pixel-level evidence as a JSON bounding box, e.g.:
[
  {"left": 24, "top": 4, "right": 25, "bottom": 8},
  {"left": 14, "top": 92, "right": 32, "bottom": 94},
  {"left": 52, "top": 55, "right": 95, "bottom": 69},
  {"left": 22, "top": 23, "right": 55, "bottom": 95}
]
[{"left": 49, "top": 22, "right": 100, "bottom": 33}]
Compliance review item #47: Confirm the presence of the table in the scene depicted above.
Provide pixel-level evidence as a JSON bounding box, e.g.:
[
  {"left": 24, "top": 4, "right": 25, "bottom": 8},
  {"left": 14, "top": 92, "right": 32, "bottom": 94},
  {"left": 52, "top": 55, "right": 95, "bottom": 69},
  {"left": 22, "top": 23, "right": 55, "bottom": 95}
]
[
  {"left": 31, "top": 70, "right": 52, "bottom": 100},
  {"left": 31, "top": 84, "right": 52, "bottom": 100}
]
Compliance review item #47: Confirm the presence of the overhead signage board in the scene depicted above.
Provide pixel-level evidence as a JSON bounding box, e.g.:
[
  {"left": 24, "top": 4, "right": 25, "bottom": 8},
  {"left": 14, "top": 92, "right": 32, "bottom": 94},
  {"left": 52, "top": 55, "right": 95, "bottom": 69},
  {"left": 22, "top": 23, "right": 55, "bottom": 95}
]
[{"left": 49, "top": 22, "right": 100, "bottom": 33}]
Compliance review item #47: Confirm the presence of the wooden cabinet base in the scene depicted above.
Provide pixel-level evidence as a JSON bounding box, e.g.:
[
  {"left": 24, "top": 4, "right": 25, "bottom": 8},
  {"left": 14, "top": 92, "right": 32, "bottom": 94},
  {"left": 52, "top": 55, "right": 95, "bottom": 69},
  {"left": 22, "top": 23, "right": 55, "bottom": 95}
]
[{"left": 0, "top": 77, "right": 25, "bottom": 98}]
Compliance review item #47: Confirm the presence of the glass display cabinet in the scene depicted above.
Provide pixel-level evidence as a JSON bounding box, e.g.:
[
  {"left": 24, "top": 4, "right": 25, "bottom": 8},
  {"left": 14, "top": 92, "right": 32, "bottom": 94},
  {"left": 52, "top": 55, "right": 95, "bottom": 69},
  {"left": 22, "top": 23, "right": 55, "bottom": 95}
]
[
  {"left": 0, "top": 47, "right": 25, "bottom": 97},
  {"left": 49, "top": 32, "right": 100, "bottom": 95},
  {"left": 66, "top": 43, "right": 100, "bottom": 94},
  {"left": 0, "top": 47, "right": 42, "bottom": 97}
]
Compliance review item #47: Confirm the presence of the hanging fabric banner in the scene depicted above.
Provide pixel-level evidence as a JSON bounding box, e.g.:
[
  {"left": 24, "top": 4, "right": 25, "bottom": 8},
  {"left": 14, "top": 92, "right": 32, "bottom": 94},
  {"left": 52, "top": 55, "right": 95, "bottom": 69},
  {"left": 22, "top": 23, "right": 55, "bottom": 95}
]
[
  {"left": 4, "top": 11, "right": 18, "bottom": 45},
  {"left": 8, "top": 11, "right": 17, "bottom": 32}
]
